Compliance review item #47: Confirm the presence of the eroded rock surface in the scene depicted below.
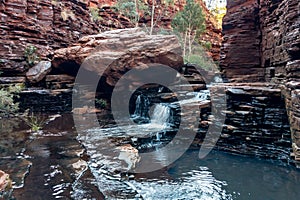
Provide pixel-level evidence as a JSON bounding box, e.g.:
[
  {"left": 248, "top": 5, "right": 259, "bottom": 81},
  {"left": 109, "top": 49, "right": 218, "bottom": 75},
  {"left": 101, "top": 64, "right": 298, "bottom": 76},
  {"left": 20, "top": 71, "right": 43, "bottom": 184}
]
[
  {"left": 52, "top": 28, "right": 183, "bottom": 86},
  {"left": 0, "top": 0, "right": 101, "bottom": 76},
  {"left": 220, "top": 0, "right": 300, "bottom": 165},
  {"left": 220, "top": 0, "right": 300, "bottom": 82}
]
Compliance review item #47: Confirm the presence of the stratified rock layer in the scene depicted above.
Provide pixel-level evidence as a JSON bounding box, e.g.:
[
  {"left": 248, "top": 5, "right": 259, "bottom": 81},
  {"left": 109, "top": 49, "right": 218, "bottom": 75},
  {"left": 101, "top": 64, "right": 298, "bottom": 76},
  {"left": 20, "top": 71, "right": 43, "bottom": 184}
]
[
  {"left": 220, "top": 0, "right": 300, "bottom": 165},
  {"left": 0, "top": 0, "right": 100, "bottom": 76},
  {"left": 220, "top": 0, "right": 262, "bottom": 82},
  {"left": 52, "top": 28, "right": 183, "bottom": 86},
  {"left": 220, "top": 0, "right": 299, "bottom": 82}
]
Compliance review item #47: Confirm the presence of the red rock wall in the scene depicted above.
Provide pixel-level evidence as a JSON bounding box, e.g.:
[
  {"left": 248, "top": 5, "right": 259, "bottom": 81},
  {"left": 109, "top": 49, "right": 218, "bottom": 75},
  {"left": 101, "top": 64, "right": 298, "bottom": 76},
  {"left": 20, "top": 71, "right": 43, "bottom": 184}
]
[
  {"left": 220, "top": 0, "right": 299, "bottom": 83},
  {"left": 0, "top": 0, "right": 105, "bottom": 75},
  {"left": 260, "top": 0, "right": 299, "bottom": 82},
  {"left": 0, "top": 0, "right": 221, "bottom": 78},
  {"left": 220, "top": 0, "right": 300, "bottom": 165},
  {"left": 219, "top": 0, "right": 263, "bottom": 82}
]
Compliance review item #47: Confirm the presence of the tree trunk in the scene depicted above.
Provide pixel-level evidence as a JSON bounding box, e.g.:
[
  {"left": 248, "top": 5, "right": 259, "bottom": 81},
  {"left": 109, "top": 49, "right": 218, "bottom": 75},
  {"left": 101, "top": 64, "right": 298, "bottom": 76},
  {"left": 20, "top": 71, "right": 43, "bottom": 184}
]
[
  {"left": 183, "top": 31, "right": 188, "bottom": 59},
  {"left": 150, "top": 0, "right": 155, "bottom": 35},
  {"left": 135, "top": 0, "right": 139, "bottom": 27}
]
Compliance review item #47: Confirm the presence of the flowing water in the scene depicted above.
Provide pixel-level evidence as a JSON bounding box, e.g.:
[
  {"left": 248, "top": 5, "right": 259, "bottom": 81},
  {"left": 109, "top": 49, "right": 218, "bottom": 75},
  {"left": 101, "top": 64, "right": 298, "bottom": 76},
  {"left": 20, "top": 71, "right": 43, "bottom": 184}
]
[{"left": 1, "top": 90, "right": 300, "bottom": 199}]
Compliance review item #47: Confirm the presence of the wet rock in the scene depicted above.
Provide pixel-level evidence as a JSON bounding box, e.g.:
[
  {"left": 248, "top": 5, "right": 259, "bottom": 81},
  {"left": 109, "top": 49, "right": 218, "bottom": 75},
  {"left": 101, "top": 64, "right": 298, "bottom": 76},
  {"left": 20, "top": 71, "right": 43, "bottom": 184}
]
[
  {"left": 45, "top": 74, "right": 75, "bottom": 89},
  {"left": 285, "top": 84, "right": 300, "bottom": 165},
  {"left": 19, "top": 88, "right": 72, "bottom": 112},
  {"left": 0, "top": 77, "right": 26, "bottom": 84},
  {"left": 72, "top": 106, "right": 101, "bottom": 115},
  {"left": 197, "top": 83, "right": 292, "bottom": 162},
  {"left": 26, "top": 61, "right": 52, "bottom": 83},
  {"left": 0, "top": 170, "right": 12, "bottom": 199},
  {"left": 117, "top": 144, "right": 140, "bottom": 171}
]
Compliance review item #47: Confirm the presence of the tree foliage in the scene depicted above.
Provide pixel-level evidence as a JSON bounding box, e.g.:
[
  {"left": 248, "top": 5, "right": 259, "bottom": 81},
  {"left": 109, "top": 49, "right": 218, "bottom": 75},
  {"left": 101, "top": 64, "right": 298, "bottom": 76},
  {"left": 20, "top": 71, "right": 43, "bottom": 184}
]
[
  {"left": 171, "top": 0, "right": 206, "bottom": 61},
  {"left": 24, "top": 45, "right": 40, "bottom": 66},
  {"left": 0, "top": 84, "right": 23, "bottom": 116}
]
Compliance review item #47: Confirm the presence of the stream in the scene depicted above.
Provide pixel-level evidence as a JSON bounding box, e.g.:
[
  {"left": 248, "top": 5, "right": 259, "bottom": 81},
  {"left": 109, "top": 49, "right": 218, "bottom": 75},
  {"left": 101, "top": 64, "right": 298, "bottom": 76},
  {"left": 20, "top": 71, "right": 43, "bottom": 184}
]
[{"left": 1, "top": 89, "right": 300, "bottom": 199}]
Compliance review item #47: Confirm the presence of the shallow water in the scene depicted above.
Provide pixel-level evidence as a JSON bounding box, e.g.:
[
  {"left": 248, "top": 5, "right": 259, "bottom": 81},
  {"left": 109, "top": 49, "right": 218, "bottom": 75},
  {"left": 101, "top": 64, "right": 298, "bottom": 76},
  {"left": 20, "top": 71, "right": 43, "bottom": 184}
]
[
  {"left": 1, "top": 113, "right": 300, "bottom": 199},
  {"left": 78, "top": 115, "right": 300, "bottom": 200}
]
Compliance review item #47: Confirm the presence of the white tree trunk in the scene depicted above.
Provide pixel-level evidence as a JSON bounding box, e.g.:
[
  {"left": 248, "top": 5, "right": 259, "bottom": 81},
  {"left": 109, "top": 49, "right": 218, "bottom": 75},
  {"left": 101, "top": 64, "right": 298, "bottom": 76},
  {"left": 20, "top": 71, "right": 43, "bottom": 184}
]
[
  {"left": 135, "top": 0, "right": 139, "bottom": 27},
  {"left": 183, "top": 31, "right": 188, "bottom": 59},
  {"left": 150, "top": 0, "right": 155, "bottom": 35}
]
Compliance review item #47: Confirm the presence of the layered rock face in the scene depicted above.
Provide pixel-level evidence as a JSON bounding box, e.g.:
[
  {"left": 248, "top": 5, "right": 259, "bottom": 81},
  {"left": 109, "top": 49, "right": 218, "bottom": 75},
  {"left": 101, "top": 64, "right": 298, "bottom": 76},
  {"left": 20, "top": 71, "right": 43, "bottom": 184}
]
[
  {"left": 52, "top": 28, "right": 183, "bottom": 86},
  {"left": 220, "top": 0, "right": 300, "bottom": 165},
  {"left": 218, "top": 83, "right": 291, "bottom": 160},
  {"left": 0, "top": 0, "right": 221, "bottom": 79},
  {"left": 219, "top": 0, "right": 262, "bottom": 82},
  {"left": 0, "top": 0, "right": 221, "bottom": 112},
  {"left": 220, "top": 0, "right": 299, "bottom": 82},
  {"left": 0, "top": 0, "right": 101, "bottom": 76}
]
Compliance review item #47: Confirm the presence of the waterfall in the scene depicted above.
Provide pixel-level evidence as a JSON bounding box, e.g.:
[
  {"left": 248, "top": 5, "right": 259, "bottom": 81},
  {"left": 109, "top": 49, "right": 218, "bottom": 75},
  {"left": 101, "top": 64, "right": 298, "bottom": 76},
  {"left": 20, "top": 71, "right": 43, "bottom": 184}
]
[
  {"left": 150, "top": 104, "right": 170, "bottom": 127},
  {"left": 173, "top": 90, "right": 210, "bottom": 105},
  {"left": 131, "top": 94, "right": 172, "bottom": 128},
  {"left": 132, "top": 95, "right": 150, "bottom": 122},
  {"left": 195, "top": 90, "right": 210, "bottom": 101},
  {"left": 158, "top": 87, "right": 164, "bottom": 93}
]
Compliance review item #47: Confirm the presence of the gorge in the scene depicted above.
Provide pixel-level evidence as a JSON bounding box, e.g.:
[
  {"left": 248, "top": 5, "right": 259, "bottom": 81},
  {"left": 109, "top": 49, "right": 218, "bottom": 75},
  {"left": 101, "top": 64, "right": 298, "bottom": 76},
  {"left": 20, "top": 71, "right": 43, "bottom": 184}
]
[{"left": 0, "top": 0, "right": 300, "bottom": 199}]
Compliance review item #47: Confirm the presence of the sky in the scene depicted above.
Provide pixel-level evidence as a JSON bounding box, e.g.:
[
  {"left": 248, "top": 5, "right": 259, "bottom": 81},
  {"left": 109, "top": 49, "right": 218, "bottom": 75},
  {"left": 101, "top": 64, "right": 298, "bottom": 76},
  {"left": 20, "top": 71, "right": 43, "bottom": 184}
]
[{"left": 203, "top": 0, "right": 227, "bottom": 10}]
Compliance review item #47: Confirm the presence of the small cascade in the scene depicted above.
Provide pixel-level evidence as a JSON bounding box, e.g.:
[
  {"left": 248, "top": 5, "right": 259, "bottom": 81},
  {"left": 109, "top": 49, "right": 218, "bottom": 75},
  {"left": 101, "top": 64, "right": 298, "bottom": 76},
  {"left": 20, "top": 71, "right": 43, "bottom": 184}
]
[
  {"left": 173, "top": 90, "right": 210, "bottom": 105},
  {"left": 195, "top": 90, "right": 210, "bottom": 101},
  {"left": 131, "top": 95, "right": 150, "bottom": 123},
  {"left": 150, "top": 104, "right": 171, "bottom": 128}
]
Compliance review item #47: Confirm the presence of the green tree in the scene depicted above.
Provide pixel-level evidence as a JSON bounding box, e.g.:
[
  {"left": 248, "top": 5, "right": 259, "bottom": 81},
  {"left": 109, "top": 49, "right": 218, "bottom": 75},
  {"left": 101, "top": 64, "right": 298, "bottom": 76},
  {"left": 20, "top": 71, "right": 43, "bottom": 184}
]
[
  {"left": 0, "top": 84, "right": 23, "bottom": 116},
  {"left": 171, "top": 0, "right": 206, "bottom": 61}
]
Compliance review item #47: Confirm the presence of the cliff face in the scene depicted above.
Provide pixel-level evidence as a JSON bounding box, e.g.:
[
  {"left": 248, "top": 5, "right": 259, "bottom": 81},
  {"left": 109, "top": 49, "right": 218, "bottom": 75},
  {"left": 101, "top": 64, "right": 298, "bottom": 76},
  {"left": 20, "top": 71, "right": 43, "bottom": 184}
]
[
  {"left": 219, "top": 0, "right": 262, "bottom": 82},
  {"left": 260, "top": 0, "right": 299, "bottom": 82},
  {"left": 0, "top": 0, "right": 221, "bottom": 79},
  {"left": 220, "top": 0, "right": 300, "bottom": 165},
  {"left": 220, "top": 0, "right": 299, "bottom": 83},
  {"left": 0, "top": 0, "right": 101, "bottom": 76}
]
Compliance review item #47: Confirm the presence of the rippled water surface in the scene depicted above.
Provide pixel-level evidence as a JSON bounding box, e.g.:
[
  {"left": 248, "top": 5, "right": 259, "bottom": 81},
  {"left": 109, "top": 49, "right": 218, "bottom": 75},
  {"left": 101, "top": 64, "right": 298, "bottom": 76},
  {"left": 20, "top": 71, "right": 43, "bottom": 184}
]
[{"left": 1, "top": 113, "right": 300, "bottom": 199}]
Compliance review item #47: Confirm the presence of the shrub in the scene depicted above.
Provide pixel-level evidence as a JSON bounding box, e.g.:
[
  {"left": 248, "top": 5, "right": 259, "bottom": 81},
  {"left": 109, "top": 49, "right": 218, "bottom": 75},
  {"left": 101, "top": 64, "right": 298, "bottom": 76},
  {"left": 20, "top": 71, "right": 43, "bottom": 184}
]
[
  {"left": 24, "top": 113, "right": 45, "bottom": 132},
  {"left": 90, "top": 7, "right": 102, "bottom": 22},
  {"left": 185, "top": 46, "right": 218, "bottom": 72},
  {"left": 201, "top": 41, "right": 212, "bottom": 50},
  {"left": 24, "top": 45, "right": 40, "bottom": 66},
  {"left": 96, "top": 98, "right": 107, "bottom": 109},
  {"left": 114, "top": 0, "right": 149, "bottom": 27},
  {"left": 0, "top": 84, "right": 23, "bottom": 116}
]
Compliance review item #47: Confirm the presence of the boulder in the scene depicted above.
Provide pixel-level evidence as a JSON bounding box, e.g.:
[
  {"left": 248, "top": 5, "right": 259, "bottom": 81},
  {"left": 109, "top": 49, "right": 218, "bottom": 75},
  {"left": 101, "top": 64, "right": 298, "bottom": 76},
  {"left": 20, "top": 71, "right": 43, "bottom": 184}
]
[
  {"left": 26, "top": 61, "right": 52, "bottom": 83},
  {"left": 0, "top": 170, "right": 11, "bottom": 192},
  {"left": 52, "top": 28, "right": 183, "bottom": 86}
]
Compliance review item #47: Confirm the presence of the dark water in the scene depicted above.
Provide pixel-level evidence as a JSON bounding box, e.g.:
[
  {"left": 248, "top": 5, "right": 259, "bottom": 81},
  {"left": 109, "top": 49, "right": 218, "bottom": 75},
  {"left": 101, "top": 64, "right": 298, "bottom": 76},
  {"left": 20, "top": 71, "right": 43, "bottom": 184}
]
[
  {"left": 0, "top": 114, "right": 104, "bottom": 199},
  {"left": 1, "top": 113, "right": 300, "bottom": 199},
  {"left": 167, "top": 149, "right": 300, "bottom": 200}
]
